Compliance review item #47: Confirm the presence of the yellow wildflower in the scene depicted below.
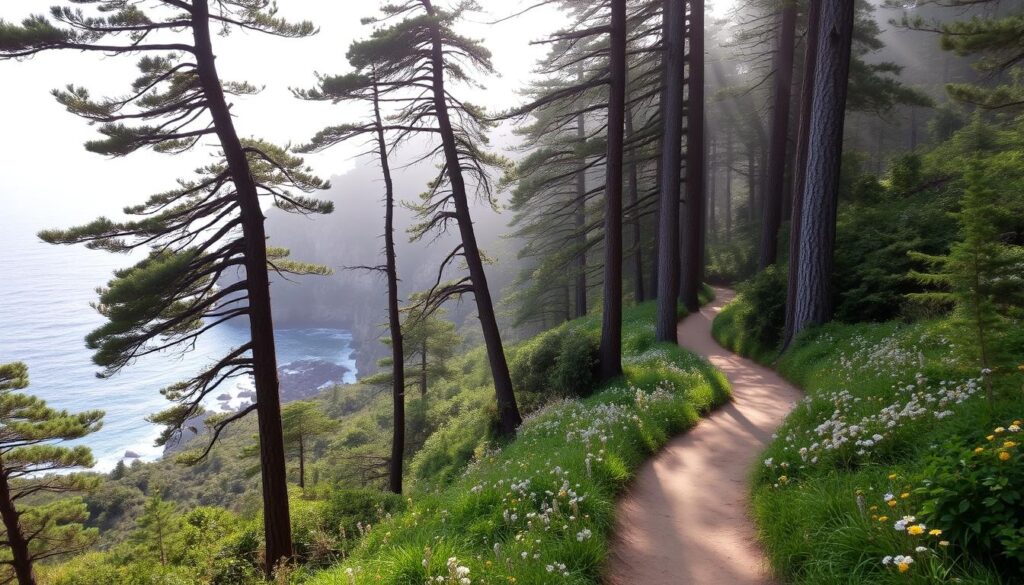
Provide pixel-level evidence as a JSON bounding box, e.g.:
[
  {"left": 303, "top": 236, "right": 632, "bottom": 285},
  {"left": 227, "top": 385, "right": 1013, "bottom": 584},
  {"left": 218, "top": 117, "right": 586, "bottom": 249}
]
[
  {"left": 974, "top": 447, "right": 985, "bottom": 454},
  {"left": 999, "top": 451, "right": 1011, "bottom": 462},
  {"left": 929, "top": 529, "right": 943, "bottom": 536},
  {"left": 878, "top": 516, "right": 889, "bottom": 522},
  {"left": 1003, "top": 441, "right": 1018, "bottom": 448},
  {"left": 888, "top": 473, "right": 898, "bottom": 480},
  {"left": 900, "top": 492, "right": 910, "bottom": 499},
  {"left": 995, "top": 427, "right": 1006, "bottom": 434},
  {"left": 987, "top": 435, "right": 995, "bottom": 441},
  {"left": 908, "top": 525, "right": 926, "bottom": 536},
  {"left": 887, "top": 500, "right": 898, "bottom": 508},
  {"left": 939, "top": 540, "right": 950, "bottom": 547},
  {"left": 898, "top": 562, "right": 911, "bottom": 573}
]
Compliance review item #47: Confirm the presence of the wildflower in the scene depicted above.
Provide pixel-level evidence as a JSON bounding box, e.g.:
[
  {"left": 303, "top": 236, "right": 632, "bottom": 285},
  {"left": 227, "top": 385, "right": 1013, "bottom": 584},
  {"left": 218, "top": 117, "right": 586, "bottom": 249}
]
[
  {"left": 974, "top": 447, "right": 985, "bottom": 454},
  {"left": 1003, "top": 441, "right": 1017, "bottom": 448},
  {"left": 999, "top": 451, "right": 1011, "bottom": 461},
  {"left": 915, "top": 546, "right": 928, "bottom": 553},
  {"left": 881, "top": 556, "right": 893, "bottom": 565},
  {"left": 907, "top": 524, "right": 926, "bottom": 536},
  {"left": 883, "top": 492, "right": 895, "bottom": 502},
  {"left": 887, "top": 473, "right": 897, "bottom": 480},
  {"left": 887, "top": 500, "right": 898, "bottom": 508},
  {"left": 929, "top": 529, "right": 942, "bottom": 536},
  {"left": 939, "top": 541, "right": 950, "bottom": 547},
  {"left": 1010, "top": 425, "right": 1022, "bottom": 433},
  {"left": 764, "top": 458, "right": 773, "bottom": 467},
  {"left": 878, "top": 516, "right": 889, "bottom": 522},
  {"left": 900, "top": 492, "right": 910, "bottom": 499},
  {"left": 987, "top": 435, "right": 995, "bottom": 441},
  {"left": 995, "top": 427, "right": 1005, "bottom": 434},
  {"left": 894, "top": 555, "right": 914, "bottom": 573}
]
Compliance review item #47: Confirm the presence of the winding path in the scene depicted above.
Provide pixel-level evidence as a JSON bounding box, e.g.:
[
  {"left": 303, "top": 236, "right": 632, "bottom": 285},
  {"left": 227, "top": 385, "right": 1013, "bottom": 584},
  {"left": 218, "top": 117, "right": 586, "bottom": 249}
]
[{"left": 606, "top": 288, "right": 802, "bottom": 585}]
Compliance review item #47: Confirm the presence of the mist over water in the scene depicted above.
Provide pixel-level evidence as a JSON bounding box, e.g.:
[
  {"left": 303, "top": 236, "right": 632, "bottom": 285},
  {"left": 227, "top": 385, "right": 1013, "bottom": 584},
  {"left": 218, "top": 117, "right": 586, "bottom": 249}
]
[{"left": 0, "top": 206, "right": 357, "bottom": 471}]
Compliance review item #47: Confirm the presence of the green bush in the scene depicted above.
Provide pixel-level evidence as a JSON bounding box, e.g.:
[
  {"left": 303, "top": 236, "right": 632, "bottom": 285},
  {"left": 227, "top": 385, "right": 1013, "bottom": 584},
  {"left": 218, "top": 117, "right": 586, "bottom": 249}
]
[
  {"left": 712, "top": 268, "right": 787, "bottom": 364},
  {"left": 918, "top": 421, "right": 1024, "bottom": 578},
  {"left": 551, "top": 329, "right": 600, "bottom": 398},
  {"left": 323, "top": 488, "right": 406, "bottom": 540}
]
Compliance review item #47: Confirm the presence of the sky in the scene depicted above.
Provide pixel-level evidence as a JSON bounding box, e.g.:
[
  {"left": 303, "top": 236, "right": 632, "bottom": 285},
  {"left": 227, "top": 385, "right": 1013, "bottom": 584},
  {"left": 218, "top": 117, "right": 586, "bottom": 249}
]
[{"left": 0, "top": 0, "right": 738, "bottom": 227}]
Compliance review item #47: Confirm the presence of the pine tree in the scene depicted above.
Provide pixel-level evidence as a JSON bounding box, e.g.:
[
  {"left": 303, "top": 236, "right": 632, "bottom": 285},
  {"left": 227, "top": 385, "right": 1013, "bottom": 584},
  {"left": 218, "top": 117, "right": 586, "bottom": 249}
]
[
  {"left": 655, "top": 0, "right": 686, "bottom": 343},
  {"left": 909, "top": 163, "right": 1024, "bottom": 405},
  {"left": 280, "top": 402, "right": 337, "bottom": 490},
  {"left": 790, "top": 0, "right": 856, "bottom": 338},
  {"left": 345, "top": 0, "right": 523, "bottom": 436},
  {"left": 0, "top": 363, "right": 103, "bottom": 585},
  {"left": 295, "top": 61, "right": 410, "bottom": 494},
  {"left": 132, "top": 488, "right": 179, "bottom": 568},
  {"left": 680, "top": 0, "right": 707, "bottom": 313},
  {"left": 0, "top": 1, "right": 333, "bottom": 572}
]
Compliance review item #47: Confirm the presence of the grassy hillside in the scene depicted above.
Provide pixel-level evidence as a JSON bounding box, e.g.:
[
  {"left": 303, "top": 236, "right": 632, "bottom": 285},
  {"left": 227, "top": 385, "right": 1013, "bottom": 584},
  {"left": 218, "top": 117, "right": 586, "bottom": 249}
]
[
  {"left": 41, "top": 291, "right": 731, "bottom": 584},
  {"left": 715, "top": 293, "right": 1022, "bottom": 584}
]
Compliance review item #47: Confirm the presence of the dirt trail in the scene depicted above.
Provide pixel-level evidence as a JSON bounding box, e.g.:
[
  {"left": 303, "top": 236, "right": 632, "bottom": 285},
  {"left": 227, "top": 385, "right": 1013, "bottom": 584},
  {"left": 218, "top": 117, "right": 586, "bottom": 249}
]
[{"left": 606, "top": 288, "right": 802, "bottom": 585}]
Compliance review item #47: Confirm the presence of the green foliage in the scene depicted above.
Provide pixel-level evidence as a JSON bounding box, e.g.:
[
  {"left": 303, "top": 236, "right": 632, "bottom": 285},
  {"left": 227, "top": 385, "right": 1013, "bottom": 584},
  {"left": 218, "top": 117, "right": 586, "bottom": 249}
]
[
  {"left": 711, "top": 267, "right": 787, "bottom": 363},
  {"left": 0, "top": 362, "right": 103, "bottom": 581},
  {"left": 509, "top": 325, "right": 599, "bottom": 405},
  {"left": 917, "top": 423, "right": 1024, "bottom": 578},
  {"left": 132, "top": 489, "right": 180, "bottom": 567},
  {"left": 745, "top": 315, "right": 1022, "bottom": 584},
  {"left": 322, "top": 489, "right": 406, "bottom": 544},
  {"left": 909, "top": 161, "right": 1024, "bottom": 385}
]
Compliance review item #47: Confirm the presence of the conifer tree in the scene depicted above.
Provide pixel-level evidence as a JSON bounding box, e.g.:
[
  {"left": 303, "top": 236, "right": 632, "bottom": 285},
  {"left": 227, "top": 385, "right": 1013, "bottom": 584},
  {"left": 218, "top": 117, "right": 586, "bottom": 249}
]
[
  {"left": 790, "top": 0, "right": 856, "bottom": 338},
  {"left": 680, "top": 0, "right": 706, "bottom": 313},
  {"left": 0, "top": 1, "right": 332, "bottom": 572},
  {"left": 909, "top": 164, "right": 1024, "bottom": 405},
  {"left": 0, "top": 363, "right": 103, "bottom": 585},
  {"left": 295, "top": 62, "right": 410, "bottom": 493},
  {"left": 280, "top": 402, "right": 337, "bottom": 490},
  {"left": 132, "top": 488, "right": 179, "bottom": 568},
  {"left": 341, "top": 0, "right": 523, "bottom": 436}
]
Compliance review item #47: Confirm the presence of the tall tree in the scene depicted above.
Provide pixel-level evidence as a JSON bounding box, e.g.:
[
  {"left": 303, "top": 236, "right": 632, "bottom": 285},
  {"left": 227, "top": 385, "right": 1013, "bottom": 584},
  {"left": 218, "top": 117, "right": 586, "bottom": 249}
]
[
  {"left": 757, "top": 0, "right": 798, "bottom": 269},
  {"left": 0, "top": 363, "right": 103, "bottom": 585},
  {"left": 790, "top": 0, "right": 856, "bottom": 337},
  {"left": 680, "top": 0, "right": 706, "bottom": 312},
  {"left": 346, "top": 0, "right": 522, "bottom": 435},
  {"left": 655, "top": 0, "right": 686, "bottom": 343},
  {"left": 784, "top": 0, "right": 822, "bottom": 348},
  {"left": 0, "top": 2, "right": 332, "bottom": 572},
  {"left": 295, "top": 65, "right": 409, "bottom": 493},
  {"left": 600, "top": 0, "right": 628, "bottom": 380}
]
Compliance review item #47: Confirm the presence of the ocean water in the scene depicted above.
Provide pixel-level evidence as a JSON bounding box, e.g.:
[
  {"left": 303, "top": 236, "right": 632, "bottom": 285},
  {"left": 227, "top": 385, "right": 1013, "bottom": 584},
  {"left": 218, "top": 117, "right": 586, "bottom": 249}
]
[{"left": 0, "top": 209, "right": 356, "bottom": 471}]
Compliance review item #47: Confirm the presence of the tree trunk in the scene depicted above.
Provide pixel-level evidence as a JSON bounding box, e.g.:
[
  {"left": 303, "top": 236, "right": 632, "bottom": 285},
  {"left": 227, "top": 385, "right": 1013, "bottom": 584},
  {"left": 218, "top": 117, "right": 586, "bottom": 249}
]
[
  {"left": 784, "top": 0, "right": 822, "bottom": 348},
  {"left": 0, "top": 468, "right": 36, "bottom": 585},
  {"left": 599, "top": 0, "right": 627, "bottom": 381},
  {"left": 746, "top": 145, "right": 757, "bottom": 224},
  {"left": 725, "top": 125, "right": 733, "bottom": 242},
  {"left": 680, "top": 0, "right": 705, "bottom": 312},
  {"left": 423, "top": 1, "right": 522, "bottom": 434},
  {"left": 371, "top": 78, "right": 405, "bottom": 495},
  {"left": 420, "top": 340, "right": 428, "bottom": 400},
  {"left": 708, "top": 138, "right": 716, "bottom": 242},
  {"left": 575, "top": 106, "right": 588, "bottom": 318},
  {"left": 191, "top": 1, "right": 293, "bottom": 573},
  {"left": 656, "top": 0, "right": 685, "bottom": 342},
  {"left": 758, "top": 0, "right": 797, "bottom": 269},
  {"left": 625, "top": 107, "right": 645, "bottom": 302},
  {"left": 298, "top": 434, "right": 306, "bottom": 490},
  {"left": 791, "top": 0, "right": 855, "bottom": 338}
]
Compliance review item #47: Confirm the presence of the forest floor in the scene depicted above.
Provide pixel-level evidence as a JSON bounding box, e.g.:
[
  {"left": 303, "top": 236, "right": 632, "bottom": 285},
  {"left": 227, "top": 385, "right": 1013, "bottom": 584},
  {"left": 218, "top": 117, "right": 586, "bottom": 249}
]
[{"left": 606, "top": 288, "right": 803, "bottom": 585}]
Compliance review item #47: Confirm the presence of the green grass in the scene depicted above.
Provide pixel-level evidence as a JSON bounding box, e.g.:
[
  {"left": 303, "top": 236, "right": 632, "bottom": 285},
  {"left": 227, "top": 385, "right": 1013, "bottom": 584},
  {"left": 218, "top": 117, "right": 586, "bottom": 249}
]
[
  {"left": 304, "top": 291, "right": 731, "bottom": 585},
  {"left": 714, "top": 293, "right": 1020, "bottom": 584},
  {"left": 710, "top": 293, "right": 779, "bottom": 365}
]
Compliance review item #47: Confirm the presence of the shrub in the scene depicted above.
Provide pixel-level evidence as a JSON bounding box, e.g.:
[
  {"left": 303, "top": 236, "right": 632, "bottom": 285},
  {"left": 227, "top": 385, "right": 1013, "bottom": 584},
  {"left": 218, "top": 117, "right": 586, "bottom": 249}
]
[
  {"left": 323, "top": 488, "right": 406, "bottom": 541},
  {"left": 918, "top": 420, "right": 1024, "bottom": 577},
  {"left": 551, "top": 329, "right": 600, "bottom": 398}
]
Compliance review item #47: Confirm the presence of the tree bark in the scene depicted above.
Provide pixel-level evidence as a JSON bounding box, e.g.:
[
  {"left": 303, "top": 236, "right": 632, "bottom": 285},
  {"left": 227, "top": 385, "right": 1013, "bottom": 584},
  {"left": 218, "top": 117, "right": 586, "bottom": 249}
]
[
  {"left": 191, "top": 0, "right": 293, "bottom": 573},
  {"left": 784, "top": 0, "right": 822, "bottom": 348},
  {"left": 0, "top": 467, "right": 36, "bottom": 585},
  {"left": 371, "top": 76, "right": 406, "bottom": 495},
  {"left": 625, "top": 107, "right": 645, "bottom": 302},
  {"left": 725, "top": 125, "right": 733, "bottom": 242},
  {"left": 680, "top": 0, "right": 705, "bottom": 312},
  {"left": 791, "top": 0, "right": 855, "bottom": 338},
  {"left": 758, "top": 0, "right": 797, "bottom": 269},
  {"left": 655, "top": 0, "right": 685, "bottom": 342},
  {"left": 298, "top": 434, "right": 306, "bottom": 490},
  {"left": 575, "top": 105, "right": 588, "bottom": 318},
  {"left": 423, "top": 0, "right": 522, "bottom": 433},
  {"left": 599, "top": 0, "right": 627, "bottom": 381}
]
